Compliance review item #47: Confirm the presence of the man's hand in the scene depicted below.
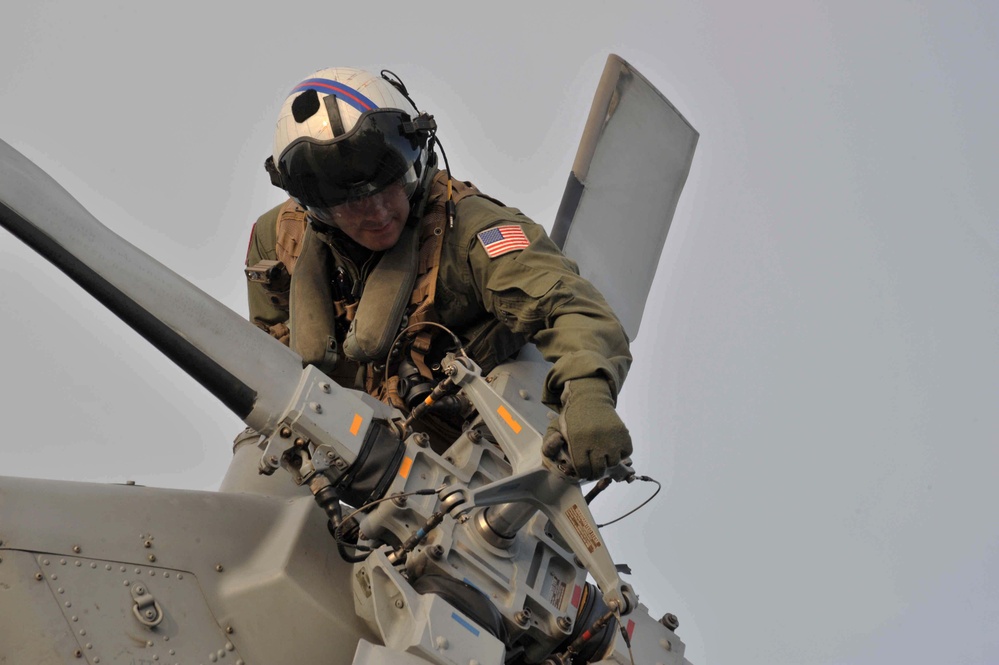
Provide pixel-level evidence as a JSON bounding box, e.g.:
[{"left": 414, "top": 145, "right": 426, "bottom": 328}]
[{"left": 546, "top": 377, "right": 633, "bottom": 480}]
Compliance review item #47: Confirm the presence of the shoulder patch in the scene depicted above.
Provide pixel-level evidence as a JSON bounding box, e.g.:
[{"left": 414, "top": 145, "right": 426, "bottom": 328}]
[{"left": 477, "top": 225, "right": 530, "bottom": 258}]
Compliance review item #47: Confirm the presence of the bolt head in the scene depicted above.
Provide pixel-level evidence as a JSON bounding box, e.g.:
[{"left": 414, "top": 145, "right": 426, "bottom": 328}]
[
  {"left": 280, "top": 426, "right": 292, "bottom": 438},
  {"left": 394, "top": 598, "right": 405, "bottom": 609}
]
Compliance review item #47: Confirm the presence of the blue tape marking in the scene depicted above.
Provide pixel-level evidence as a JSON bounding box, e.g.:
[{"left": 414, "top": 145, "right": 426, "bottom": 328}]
[
  {"left": 290, "top": 78, "right": 378, "bottom": 114},
  {"left": 451, "top": 612, "right": 481, "bottom": 637}
]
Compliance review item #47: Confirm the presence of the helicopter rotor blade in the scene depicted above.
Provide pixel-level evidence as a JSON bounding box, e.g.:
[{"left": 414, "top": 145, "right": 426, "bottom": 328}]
[
  {"left": 551, "top": 54, "right": 699, "bottom": 341},
  {"left": 0, "top": 139, "right": 302, "bottom": 435}
]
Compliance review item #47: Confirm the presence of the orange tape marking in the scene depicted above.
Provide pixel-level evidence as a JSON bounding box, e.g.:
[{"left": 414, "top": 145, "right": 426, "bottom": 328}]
[
  {"left": 399, "top": 457, "right": 414, "bottom": 479},
  {"left": 497, "top": 406, "right": 522, "bottom": 434},
  {"left": 350, "top": 414, "right": 363, "bottom": 436}
]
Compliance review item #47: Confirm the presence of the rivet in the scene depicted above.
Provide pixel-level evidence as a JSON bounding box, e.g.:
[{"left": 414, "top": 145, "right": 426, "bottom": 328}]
[
  {"left": 75, "top": 561, "right": 81, "bottom": 567},
  {"left": 120, "top": 566, "right": 126, "bottom": 572},
  {"left": 394, "top": 598, "right": 405, "bottom": 608},
  {"left": 215, "top": 564, "right": 224, "bottom": 572},
  {"left": 210, "top": 654, "right": 218, "bottom": 662},
  {"left": 72, "top": 545, "right": 81, "bottom": 554},
  {"left": 146, "top": 640, "right": 153, "bottom": 647},
  {"left": 226, "top": 642, "right": 234, "bottom": 651},
  {"left": 135, "top": 585, "right": 146, "bottom": 595},
  {"left": 310, "top": 401, "right": 323, "bottom": 414},
  {"left": 280, "top": 426, "right": 292, "bottom": 438},
  {"left": 79, "top": 629, "right": 86, "bottom": 636},
  {"left": 320, "top": 382, "right": 331, "bottom": 393},
  {"left": 64, "top": 601, "right": 71, "bottom": 608},
  {"left": 148, "top": 554, "right": 157, "bottom": 562},
  {"left": 177, "top": 573, "right": 184, "bottom": 580},
  {"left": 50, "top": 574, "right": 58, "bottom": 580},
  {"left": 85, "top": 643, "right": 92, "bottom": 649},
  {"left": 105, "top": 564, "right": 111, "bottom": 571},
  {"left": 126, "top": 480, "right": 135, "bottom": 485},
  {"left": 225, "top": 625, "right": 234, "bottom": 634},
  {"left": 90, "top": 562, "right": 97, "bottom": 569},
  {"left": 169, "top": 650, "right": 176, "bottom": 655},
  {"left": 34, "top": 573, "right": 43, "bottom": 581},
  {"left": 72, "top": 616, "right": 78, "bottom": 622},
  {"left": 42, "top": 559, "right": 50, "bottom": 566},
  {"left": 73, "top": 649, "right": 82, "bottom": 658},
  {"left": 58, "top": 587, "right": 64, "bottom": 594},
  {"left": 60, "top": 559, "right": 67, "bottom": 565},
  {"left": 124, "top": 580, "right": 130, "bottom": 586},
  {"left": 217, "top": 649, "right": 225, "bottom": 658},
  {"left": 144, "top": 540, "right": 153, "bottom": 548}
]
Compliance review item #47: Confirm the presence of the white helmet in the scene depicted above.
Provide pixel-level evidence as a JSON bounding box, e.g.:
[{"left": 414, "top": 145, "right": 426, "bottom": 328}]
[{"left": 266, "top": 67, "right": 436, "bottom": 211}]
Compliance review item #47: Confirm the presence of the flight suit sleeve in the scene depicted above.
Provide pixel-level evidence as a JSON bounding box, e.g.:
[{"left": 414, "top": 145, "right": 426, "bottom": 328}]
[
  {"left": 455, "top": 197, "right": 632, "bottom": 405},
  {"left": 245, "top": 204, "right": 287, "bottom": 330}
]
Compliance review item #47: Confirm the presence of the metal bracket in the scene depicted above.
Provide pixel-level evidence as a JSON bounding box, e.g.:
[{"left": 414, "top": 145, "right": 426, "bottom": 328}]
[{"left": 130, "top": 583, "right": 164, "bottom": 627}]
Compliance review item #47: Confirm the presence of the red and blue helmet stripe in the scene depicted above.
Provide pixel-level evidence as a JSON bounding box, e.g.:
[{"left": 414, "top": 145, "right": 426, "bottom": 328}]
[{"left": 290, "top": 78, "right": 378, "bottom": 114}]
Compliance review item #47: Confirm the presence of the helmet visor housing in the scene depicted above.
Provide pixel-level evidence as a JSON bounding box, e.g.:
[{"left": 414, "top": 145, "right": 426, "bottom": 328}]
[{"left": 276, "top": 109, "right": 424, "bottom": 209}]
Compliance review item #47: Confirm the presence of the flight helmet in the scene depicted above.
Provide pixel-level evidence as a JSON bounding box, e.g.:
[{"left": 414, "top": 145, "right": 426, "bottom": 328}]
[{"left": 266, "top": 67, "right": 436, "bottom": 216}]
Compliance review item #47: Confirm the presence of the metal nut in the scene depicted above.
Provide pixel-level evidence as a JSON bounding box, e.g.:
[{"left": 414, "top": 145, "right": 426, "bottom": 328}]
[
  {"left": 557, "top": 615, "right": 572, "bottom": 631},
  {"left": 660, "top": 613, "right": 680, "bottom": 630},
  {"left": 280, "top": 426, "right": 292, "bottom": 438}
]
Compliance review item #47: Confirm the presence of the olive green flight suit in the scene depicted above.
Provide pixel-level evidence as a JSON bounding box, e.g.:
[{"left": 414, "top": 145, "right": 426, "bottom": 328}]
[{"left": 244, "top": 178, "right": 631, "bottom": 405}]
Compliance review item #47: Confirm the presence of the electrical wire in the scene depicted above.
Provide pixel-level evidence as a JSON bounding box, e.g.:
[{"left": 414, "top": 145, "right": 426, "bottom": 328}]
[
  {"left": 382, "top": 320, "right": 465, "bottom": 386},
  {"left": 332, "top": 486, "right": 443, "bottom": 558},
  {"left": 595, "top": 475, "right": 661, "bottom": 528}
]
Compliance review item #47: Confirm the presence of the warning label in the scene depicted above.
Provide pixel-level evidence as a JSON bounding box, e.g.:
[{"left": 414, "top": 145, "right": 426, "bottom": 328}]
[{"left": 565, "top": 503, "right": 603, "bottom": 553}]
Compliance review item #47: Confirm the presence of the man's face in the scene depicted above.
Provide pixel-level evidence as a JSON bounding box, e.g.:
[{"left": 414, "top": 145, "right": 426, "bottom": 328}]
[{"left": 311, "top": 181, "right": 411, "bottom": 251}]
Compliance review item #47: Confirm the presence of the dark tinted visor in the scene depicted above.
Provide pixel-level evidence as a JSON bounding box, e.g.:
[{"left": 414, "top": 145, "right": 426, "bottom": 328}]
[{"left": 276, "top": 109, "right": 423, "bottom": 209}]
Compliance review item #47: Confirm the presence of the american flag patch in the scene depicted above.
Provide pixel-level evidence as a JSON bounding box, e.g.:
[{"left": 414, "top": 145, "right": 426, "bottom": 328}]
[{"left": 477, "top": 225, "right": 530, "bottom": 258}]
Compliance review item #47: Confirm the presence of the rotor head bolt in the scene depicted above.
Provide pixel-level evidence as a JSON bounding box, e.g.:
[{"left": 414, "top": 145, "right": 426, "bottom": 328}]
[
  {"left": 415, "top": 432, "right": 430, "bottom": 448},
  {"left": 514, "top": 608, "right": 532, "bottom": 626},
  {"left": 556, "top": 616, "right": 572, "bottom": 631},
  {"left": 295, "top": 437, "right": 307, "bottom": 447},
  {"left": 428, "top": 544, "right": 444, "bottom": 559},
  {"left": 280, "top": 426, "right": 292, "bottom": 438},
  {"left": 466, "top": 429, "right": 482, "bottom": 443},
  {"left": 660, "top": 613, "right": 680, "bottom": 630}
]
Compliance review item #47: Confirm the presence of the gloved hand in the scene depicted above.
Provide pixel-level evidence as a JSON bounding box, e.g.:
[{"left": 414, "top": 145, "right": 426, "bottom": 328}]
[{"left": 545, "top": 377, "right": 632, "bottom": 480}]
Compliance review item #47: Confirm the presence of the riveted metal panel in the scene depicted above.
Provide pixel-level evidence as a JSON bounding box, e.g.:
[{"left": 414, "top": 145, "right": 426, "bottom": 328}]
[{"left": 30, "top": 552, "right": 242, "bottom": 665}]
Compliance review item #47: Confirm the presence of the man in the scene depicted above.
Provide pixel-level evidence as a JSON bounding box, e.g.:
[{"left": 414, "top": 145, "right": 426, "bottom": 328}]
[{"left": 246, "top": 67, "right": 631, "bottom": 480}]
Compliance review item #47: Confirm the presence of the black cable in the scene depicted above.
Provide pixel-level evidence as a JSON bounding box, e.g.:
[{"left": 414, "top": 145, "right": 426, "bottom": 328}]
[
  {"left": 332, "top": 487, "right": 442, "bottom": 561},
  {"left": 595, "top": 475, "right": 662, "bottom": 528}
]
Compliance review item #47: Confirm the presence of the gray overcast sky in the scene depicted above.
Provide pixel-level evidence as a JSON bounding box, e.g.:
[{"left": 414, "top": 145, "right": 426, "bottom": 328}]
[{"left": 2, "top": 2, "right": 997, "bottom": 664}]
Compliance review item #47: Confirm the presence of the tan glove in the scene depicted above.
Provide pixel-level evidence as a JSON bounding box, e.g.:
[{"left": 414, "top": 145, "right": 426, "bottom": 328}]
[{"left": 545, "top": 377, "right": 633, "bottom": 480}]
